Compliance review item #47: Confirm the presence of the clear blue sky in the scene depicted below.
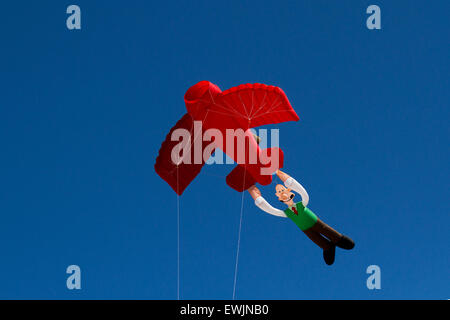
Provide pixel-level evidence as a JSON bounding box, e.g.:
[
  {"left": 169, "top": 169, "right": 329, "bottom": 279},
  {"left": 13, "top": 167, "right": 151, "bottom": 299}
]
[{"left": 0, "top": 1, "right": 448, "bottom": 299}]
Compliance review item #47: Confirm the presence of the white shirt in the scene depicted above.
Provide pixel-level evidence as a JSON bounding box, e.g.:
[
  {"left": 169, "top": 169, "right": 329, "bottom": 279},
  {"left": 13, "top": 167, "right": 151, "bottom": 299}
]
[{"left": 254, "top": 177, "right": 309, "bottom": 218}]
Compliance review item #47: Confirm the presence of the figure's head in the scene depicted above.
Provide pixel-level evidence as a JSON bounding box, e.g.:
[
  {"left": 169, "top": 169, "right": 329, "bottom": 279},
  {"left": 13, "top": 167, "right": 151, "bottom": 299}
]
[{"left": 275, "top": 184, "right": 295, "bottom": 204}]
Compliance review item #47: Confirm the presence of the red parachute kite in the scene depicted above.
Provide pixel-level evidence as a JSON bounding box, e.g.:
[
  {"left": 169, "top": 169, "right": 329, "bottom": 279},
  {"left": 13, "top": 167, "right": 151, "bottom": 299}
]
[{"left": 154, "top": 81, "right": 299, "bottom": 195}]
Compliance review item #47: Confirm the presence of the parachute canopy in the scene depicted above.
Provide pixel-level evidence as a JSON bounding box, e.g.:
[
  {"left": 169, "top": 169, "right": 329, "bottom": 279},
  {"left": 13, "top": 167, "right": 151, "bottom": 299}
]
[{"left": 155, "top": 81, "right": 299, "bottom": 195}]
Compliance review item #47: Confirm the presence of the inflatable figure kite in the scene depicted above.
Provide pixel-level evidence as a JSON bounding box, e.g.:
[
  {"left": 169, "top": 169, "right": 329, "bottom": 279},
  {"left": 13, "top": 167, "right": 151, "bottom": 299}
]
[{"left": 155, "top": 81, "right": 355, "bottom": 265}]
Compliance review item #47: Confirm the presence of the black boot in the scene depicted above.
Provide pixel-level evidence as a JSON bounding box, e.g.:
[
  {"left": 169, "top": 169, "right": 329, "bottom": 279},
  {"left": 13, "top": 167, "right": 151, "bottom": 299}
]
[
  {"left": 336, "top": 235, "right": 355, "bottom": 250},
  {"left": 323, "top": 245, "right": 336, "bottom": 265}
]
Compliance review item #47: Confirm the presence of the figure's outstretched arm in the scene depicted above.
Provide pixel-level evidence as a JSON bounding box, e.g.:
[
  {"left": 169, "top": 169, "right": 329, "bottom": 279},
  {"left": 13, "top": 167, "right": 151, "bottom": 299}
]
[
  {"left": 276, "top": 170, "right": 310, "bottom": 207},
  {"left": 247, "top": 185, "right": 287, "bottom": 218}
]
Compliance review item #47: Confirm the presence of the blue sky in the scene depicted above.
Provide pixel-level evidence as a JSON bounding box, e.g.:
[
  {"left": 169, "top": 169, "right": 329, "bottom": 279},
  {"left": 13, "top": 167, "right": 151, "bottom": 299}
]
[{"left": 0, "top": 1, "right": 448, "bottom": 299}]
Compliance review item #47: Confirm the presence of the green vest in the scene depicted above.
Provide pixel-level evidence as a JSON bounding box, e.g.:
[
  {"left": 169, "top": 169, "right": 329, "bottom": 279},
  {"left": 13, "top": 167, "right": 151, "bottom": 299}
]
[{"left": 284, "top": 202, "right": 318, "bottom": 231}]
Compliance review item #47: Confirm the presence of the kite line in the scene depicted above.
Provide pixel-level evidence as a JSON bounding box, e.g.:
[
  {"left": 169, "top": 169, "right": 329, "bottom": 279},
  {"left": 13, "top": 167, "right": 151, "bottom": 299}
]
[
  {"left": 232, "top": 166, "right": 246, "bottom": 300},
  {"left": 176, "top": 166, "right": 180, "bottom": 300}
]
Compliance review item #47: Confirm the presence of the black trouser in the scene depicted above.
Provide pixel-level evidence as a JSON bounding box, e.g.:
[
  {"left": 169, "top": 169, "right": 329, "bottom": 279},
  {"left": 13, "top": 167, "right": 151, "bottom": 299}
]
[{"left": 303, "top": 219, "right": 342, "bottom": 250}]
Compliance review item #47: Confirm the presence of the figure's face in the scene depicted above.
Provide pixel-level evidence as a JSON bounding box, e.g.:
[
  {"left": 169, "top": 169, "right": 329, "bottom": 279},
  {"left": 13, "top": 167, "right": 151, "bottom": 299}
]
[{"left": 275, "top": 184, "right": 295, "bottom": 203}]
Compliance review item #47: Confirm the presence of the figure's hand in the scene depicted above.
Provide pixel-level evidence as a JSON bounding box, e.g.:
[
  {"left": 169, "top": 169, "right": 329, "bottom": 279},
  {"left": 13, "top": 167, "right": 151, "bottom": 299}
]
[
  {"left": 276, "top": 169, "right": 291, "bottom": 183},
  {"left": 247, "top": 185, "right": 262, "bottom": 200}
]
